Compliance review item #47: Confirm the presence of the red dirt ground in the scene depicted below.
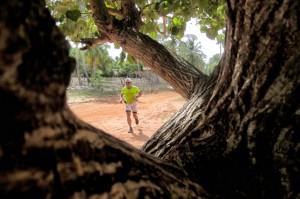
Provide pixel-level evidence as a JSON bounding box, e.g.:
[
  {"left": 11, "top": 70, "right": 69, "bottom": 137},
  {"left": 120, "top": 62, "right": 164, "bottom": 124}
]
[{"left": 68, "top": 91, "right": 185, "bottom": 149}]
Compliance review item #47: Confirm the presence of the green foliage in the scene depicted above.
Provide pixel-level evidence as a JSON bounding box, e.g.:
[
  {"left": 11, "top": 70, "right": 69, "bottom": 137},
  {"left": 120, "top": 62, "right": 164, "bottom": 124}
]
[
  {"left": 71, "top": 45, "right": 113, "bottom": 69},
  {"left": 163, "top": 34, "right": 206, "bottom": 71},
  {"left": 205, "top": 53, "right": 221, "bottom": 74},
  {"left": 91, "top": 61, "right": 143, "bottom": 78},
  {"left": 199, "top": 3, "right": 226, "bottom": 39},
  {"left": 118, "top": 63, "right": 142, "bottom": 77},
  {"left": 216, "top": 31, "right": 225, "bottom": 47},
  {"left": 46, "top": 0, "right": 226, "bottom": 42},
  {"left": 66, "top": 9, "right": 81, "bottom": 21},
  {"left": 90, "top": 69, "right": 103, "bottom": 88},
  {"left": 46, "top": 0, "right": 98, "bottom": 41},
  {"left": 127, "top": 55, "right": 137, "bottom": 64},
  {"left": 119, "top": 52, "right": 126, "bottom": 64},
  {"left": 138, "top": 0, "right": 225, "bottom": 39},
  {"left": 169, "top": 16, "right": 185, "bottom": 37},
  {"left": 70, "top": 47, "right": 143, "bottom": 81}
]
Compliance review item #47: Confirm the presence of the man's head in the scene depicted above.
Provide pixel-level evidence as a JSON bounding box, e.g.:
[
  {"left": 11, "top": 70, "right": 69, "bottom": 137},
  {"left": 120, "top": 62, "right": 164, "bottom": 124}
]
[{"left": 125, "top": 78, "right": 132, "bottom": 88}]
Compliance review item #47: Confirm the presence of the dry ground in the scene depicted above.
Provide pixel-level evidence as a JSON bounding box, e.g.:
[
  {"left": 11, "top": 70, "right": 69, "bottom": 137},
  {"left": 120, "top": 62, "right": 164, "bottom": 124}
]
[{"left": 68, "top": 91, "right": 185, "bottom": 148}]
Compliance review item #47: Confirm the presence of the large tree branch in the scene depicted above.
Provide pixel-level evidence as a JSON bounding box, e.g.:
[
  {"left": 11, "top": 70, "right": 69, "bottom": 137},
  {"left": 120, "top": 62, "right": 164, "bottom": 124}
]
[
  {"left": 88, "top": 0, "right": 209, "bottom": 99},
  {"left": 110, "top": 31, "right": 209, "bottom": 98}
]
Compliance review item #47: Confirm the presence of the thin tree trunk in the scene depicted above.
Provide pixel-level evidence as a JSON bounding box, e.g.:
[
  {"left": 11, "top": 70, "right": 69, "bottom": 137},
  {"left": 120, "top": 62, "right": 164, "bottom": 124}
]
[
  {"left": 73, "top": 45, "right": 82, "bottom": 87},
  {"left": 81, "top": 62, "right": 90, "bottom": 85},
  {"left": 75, "top": 51, "right": 82, "bottom": 86},
  {"left": 79, "top": 49, "right": 90, "bottom": 85}
]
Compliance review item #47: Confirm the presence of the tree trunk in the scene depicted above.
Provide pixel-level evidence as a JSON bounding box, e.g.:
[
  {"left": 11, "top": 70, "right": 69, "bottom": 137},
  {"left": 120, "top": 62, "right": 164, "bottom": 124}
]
[
  {"left": 0, "top": 1, "right": 207, "bottom": 198},
  {"left": 74, "top": 45, "right": 82, "bottom": 87},
  {"left": 89, "top": 0, "right": 300, "bottom": 198},
  {"left": 75, "top": 55, "right": 82, "bottom": 87},
  {"left": 82, "top": 63, "right": 90, "bottom": 85},
  {"left": 144, "top": 0, "right": 300, "bottom": 197},
  {"left": 75, "top": 65, "right": 82, "bottom": 86},
  {"left": 79, "top": 51, "right": 90, "bottom": 86}
]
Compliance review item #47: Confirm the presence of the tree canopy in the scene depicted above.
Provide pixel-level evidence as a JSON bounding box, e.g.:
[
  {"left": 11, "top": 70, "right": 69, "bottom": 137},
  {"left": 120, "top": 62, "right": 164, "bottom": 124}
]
[
  {"left": 46, "top": 0, "right": 225, "bottom": 43},
  {"left": 47, "top": 0, "right": 224, "bottom": 79}
]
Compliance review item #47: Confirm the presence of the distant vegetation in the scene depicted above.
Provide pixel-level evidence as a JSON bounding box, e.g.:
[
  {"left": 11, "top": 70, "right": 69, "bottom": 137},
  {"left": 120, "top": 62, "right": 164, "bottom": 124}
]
[{"left": 69, "top": 34, "right": 221, "bottom": 90}]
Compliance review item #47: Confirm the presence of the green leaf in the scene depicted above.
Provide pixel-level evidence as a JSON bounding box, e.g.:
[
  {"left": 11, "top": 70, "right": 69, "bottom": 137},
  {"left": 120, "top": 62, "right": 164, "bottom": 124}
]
[
  {"left": 66, "top": 9, "right": 81, "bottom": 21},
  {"left": 172, "top": 17, "right": 183, "bottom": 26},
  {"left": 149, "top": 31, "right": 158, "bottom": 39}
]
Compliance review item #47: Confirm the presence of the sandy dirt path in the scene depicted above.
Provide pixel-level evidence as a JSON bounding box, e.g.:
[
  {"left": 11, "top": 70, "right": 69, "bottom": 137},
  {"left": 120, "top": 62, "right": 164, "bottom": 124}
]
[{"left": 68, "top": 91, "right": 185, "bottom": 149}]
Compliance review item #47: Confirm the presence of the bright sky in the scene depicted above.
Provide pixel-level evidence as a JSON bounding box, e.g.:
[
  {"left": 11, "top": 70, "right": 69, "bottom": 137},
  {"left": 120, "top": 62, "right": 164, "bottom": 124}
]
[{"left": 107, "top": 19, "right": 222, "bottom": 63}]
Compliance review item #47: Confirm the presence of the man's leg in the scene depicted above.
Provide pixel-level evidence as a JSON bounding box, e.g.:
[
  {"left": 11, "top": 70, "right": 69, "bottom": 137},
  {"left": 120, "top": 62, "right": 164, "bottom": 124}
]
[
  {"left": 126, "top": 111, "right": 133, "bottom": 133},
  {"left": 133, "top": 112, "right": 139, "bottom": 125},
  {"left": 132, "top": 104, "right": 139, "bottom": 125}
]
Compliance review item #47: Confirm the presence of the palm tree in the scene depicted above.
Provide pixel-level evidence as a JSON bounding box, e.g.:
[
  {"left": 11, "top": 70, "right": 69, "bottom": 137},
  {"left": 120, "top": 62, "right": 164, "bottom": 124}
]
[
  {"left": 178, "top": 34, "right": 206, "bottom": 70},
  {"left": 162, "top": 34, "right": 206, "bottom": 71}
]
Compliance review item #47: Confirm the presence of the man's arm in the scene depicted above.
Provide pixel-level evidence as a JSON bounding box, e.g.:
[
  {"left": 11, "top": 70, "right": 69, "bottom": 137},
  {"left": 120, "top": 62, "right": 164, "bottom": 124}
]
[
  {"left": 119, "top": 93, "right": 125, "bottom": 103},
  {"left": 135, "top": 90, "right": 142, "bottom": 101},
  {"left": 136, "top": 91, "right": 142, "bottom": 98}
]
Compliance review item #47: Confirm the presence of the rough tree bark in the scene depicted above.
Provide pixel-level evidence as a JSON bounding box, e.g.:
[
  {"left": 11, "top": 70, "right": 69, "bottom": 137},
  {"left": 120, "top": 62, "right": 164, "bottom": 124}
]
[
  {"left": 145, "top": 0, "right": 300, "bottom": 198},
  {"left": 0, "top": 1, "right": 207, "bottom": 198},
  {"left": 86, "top": 0, "right": 300, "bottom": 198}
]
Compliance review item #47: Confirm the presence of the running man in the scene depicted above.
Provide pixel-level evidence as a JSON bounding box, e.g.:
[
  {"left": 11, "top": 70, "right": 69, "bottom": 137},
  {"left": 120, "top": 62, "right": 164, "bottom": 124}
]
[{"left": 120, "top": 78, "right": 142, "bottom": 133}]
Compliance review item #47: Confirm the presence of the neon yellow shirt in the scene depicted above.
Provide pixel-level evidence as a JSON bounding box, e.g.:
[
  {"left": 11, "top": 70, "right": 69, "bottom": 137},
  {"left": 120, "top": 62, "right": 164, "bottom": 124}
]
[{"left": 121, "top": 86, "right": 140, "bottom": 104}]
